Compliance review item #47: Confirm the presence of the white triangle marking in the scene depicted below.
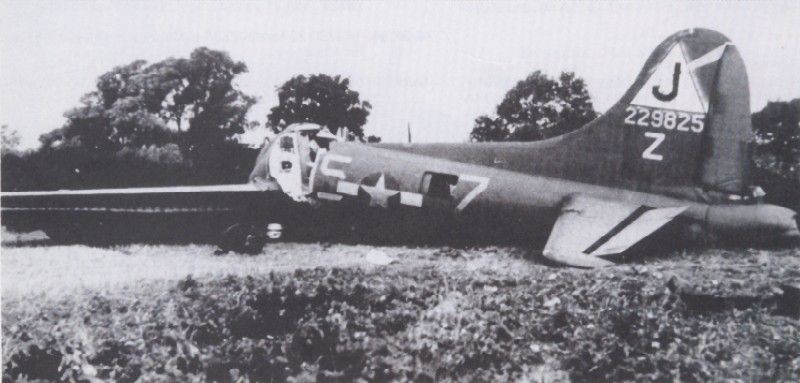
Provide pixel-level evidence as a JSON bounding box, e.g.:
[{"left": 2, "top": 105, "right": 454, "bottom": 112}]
[{"left": 631, "top": 43, "right": 706, "bottom": 113}]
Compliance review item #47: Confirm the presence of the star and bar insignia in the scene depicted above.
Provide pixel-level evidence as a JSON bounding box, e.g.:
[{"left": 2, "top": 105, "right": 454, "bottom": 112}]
[{"left": 327, "top": 172, "right": 424, "bottom": 208}]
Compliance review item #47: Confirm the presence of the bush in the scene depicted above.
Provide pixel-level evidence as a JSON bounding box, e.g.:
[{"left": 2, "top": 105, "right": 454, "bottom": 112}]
[
  {"left": 1, "top": 142, "right": 258, "bottom": 191},
  {"left": 3, "top": 264, "right": 799, "bottom": 381}
]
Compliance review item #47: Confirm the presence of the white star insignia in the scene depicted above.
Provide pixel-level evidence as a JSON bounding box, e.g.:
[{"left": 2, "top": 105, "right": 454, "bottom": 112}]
[{"left": 359, "top": 174, "right": 399, "bottom": 208}]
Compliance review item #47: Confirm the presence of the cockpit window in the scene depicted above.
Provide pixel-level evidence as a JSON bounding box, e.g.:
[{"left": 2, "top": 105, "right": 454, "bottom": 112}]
[{"left": 280, "top": 136, "right": 294, "bottom": 151}]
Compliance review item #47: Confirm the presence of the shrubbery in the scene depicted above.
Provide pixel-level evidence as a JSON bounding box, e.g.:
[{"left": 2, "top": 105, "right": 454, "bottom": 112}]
[
  {"left": 4, "top": 263, "right": 798, "bottom": 382},
  {"left": 0, "top": 47, "right": 261, "bottom": 191},
  {"left": 1, "top": 142, "right": 258, "bottom": 191}
]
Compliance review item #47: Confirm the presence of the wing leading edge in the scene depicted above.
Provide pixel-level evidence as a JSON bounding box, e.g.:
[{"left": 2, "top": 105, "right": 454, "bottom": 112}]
[
  {"left": 1, "top": 183, "right": 274, "bottom": 197},
  {"left": 1, "top": 183, "right": 283, "bottom": 219},
  {"left": 1, "top": 182, "right": 290, "bottom": 241},
  {"left": 543, "top": 195, "right": 687, "bottom": 268}
]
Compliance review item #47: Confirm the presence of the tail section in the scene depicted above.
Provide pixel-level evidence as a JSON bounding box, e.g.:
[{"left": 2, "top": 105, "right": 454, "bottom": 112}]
[
  {"left": 616, "top": 28, "right": 752, "bottom": 195},
  {"left": 368, "top": 29, "right": 754, "bottom": 198}
]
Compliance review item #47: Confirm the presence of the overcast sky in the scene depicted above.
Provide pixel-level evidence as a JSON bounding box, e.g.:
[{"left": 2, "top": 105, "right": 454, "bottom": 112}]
[{"left": 1, "top": 0, "right": 798, "bottom": 149}]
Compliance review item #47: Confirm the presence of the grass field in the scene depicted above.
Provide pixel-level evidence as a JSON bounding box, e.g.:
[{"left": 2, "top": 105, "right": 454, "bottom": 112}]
[{"left": 2, "top": 231, "right": 799, "bottom": 382}]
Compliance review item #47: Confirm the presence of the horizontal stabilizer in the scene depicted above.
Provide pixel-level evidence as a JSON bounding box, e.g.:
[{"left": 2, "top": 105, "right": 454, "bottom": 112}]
[
  {"left": 542, "top": 195, "right": 686, "bottom": 268},
  {"left": 588, "top": 206, "right": 686, "bottom": 256}
]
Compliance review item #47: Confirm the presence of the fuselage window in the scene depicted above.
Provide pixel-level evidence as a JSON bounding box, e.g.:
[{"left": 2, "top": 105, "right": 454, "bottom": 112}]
[{"left": 421, "top": 172, "right": 459, "bottom": 199}]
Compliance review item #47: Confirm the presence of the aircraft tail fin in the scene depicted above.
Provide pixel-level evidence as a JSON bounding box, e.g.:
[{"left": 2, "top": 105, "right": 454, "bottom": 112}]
[
  {"left": 610, "top": 28, "right": 752, "bottom": 195},
  {"left": 276, "top": 29, "right": 754, "bottom": 199}
]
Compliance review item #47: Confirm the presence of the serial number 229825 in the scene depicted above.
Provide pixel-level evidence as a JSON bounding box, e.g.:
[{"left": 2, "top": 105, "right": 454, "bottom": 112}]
[{"left": 624, "top": 105, "right": 704, "bottom": 133}]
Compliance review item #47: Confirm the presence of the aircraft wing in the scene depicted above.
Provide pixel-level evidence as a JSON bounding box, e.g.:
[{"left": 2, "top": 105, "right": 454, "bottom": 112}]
[
  {"left": 1, "top": 182, "right": 290, "bottom": 241},
  {"left": 3, "top": 183, "right": 264, "bottom": 196},
  {"left": 1, "top": 183, "right": 279, "bottom": 213},
  {"left": 543, "top": 195, "right": 687, "bottom": 268}
]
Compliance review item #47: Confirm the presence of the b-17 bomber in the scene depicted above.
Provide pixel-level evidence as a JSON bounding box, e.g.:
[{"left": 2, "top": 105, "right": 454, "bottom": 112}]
[{"left": 3, "top": 28, "right": 798, "bottom": 267}]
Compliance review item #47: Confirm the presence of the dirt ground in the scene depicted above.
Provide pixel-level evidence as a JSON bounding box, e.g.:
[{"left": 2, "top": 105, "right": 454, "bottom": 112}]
[
  {"left": 2, "top": 230, "right": 799, "bottom": 381},
  {"left": 1, "top": 231, "right": 536, "bottom": 300},
  {"left": 3, "top": 230, "right": 798, "bottom": 301}
]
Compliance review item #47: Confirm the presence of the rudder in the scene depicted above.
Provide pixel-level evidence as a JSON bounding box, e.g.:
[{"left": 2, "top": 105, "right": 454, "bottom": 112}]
[
  {"left": 370, "top": 29, "right": 755, "bottom": 199},
  {"left": 617, "top": 28, "right": 752, "bottom": 196}
]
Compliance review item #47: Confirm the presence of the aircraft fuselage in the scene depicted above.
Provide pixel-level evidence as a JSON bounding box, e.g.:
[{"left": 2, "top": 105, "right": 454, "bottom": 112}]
[{"left": 308, "top": 142, "right": 799, "bottom": 248}]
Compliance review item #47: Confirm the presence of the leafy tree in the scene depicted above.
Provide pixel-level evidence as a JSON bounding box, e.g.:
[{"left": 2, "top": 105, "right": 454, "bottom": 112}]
[
  {"left": 1, "top": 125, "right": 21, "bottom": 155},
  {"left": 42, "top": 47, "right": 256, "bottom": 154},
  {"left": 752, "top": 99, "right": 800, "bottom": 177},
  {"left": 134, "top": 58, "right": 193, "bottom": 129},
  {"left": 267, "top": 74, "right": 372, "bottom": 140},
  {"left": 105, "top": 97, "right": 175, "bottom": 147},
  {"left": 471, "top": 71, "right": 597, "bottom": 142},
  {"left": 1, "top": 125, "right": 35, "bottom": 191},
  {"left": 10, "top": 47, "right": 260, "bottom": 190},
  {"left": 96, "top": 60, "right": 148, "bottom": 109},
  {"left": 176, "top": 48, "right": 256, "bottom": 150},
  {"left": 751, "top": 99, "right": 799, "bottom": 210},
  {"left": 40, "top": 95, "right": 116, "bottom": 153},
  {"left": 469, "top": 115, "right": 509, "bottom": 142}
]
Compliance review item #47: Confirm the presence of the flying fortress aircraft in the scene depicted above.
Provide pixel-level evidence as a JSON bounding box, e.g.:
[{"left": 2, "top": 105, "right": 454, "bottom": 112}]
[{"left": 2, "top": 28, "right": 798, "bottom": 267}]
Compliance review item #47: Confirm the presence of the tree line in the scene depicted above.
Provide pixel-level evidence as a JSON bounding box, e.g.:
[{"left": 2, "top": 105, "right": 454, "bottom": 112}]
[
  {"left": 467, "top": 70, "right": 798, "bottom": 208},
  {"left": 1, "top": 48, "right": 374, "bottom": 190},
  {"left": 1, "top": 48, "right": 797, "bottom": 209}
]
